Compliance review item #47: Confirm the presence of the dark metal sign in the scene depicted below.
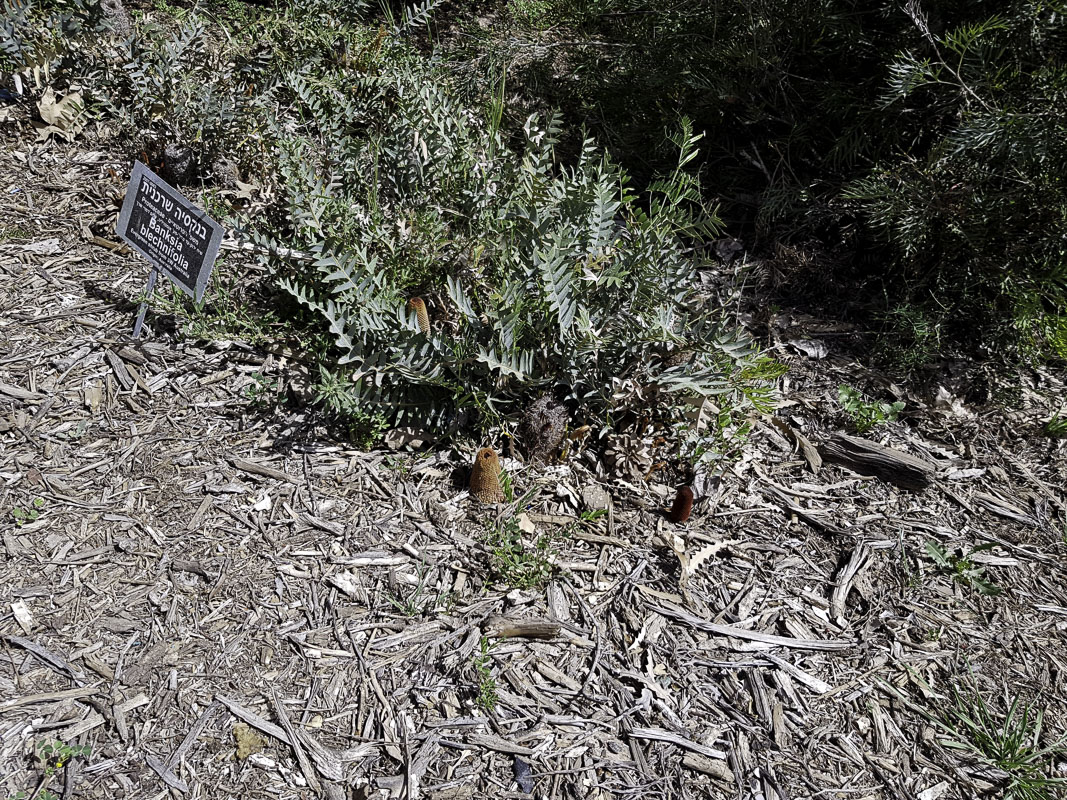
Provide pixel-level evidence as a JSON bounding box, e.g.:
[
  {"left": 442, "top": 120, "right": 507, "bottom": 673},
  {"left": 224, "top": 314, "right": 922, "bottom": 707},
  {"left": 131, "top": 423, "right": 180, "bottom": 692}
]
[{"left": 117, "top": 161, "right": 223, "bottom": 304}]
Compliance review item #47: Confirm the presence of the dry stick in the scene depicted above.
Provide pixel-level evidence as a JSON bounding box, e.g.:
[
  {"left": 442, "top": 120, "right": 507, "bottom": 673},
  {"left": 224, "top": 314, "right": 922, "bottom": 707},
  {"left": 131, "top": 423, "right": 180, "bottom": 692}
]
[
  {"left": 216, "top": 695, "right": 358, "bottom": 781},
  {"left": 482, "top": 616, "right": 561, "bottom": 640},
  {"left": 145, "top": 755, "right": 190, "bottom": 794},
  {"left": 230, "top": 458, "right": 296, "bottom": 484},
  {"left": 3, "top": 636, "right": 86, "bottom": 684},
  {"left": 25, "top": 773, "right": 53, "bottom": 800},
  {"left": 270, "top": 688, "right": 322, "bottom": 795},
  {"left": 0, "top": 685, "right": 102, "bottom": 713},
  {"left": 165, "top": 700, "right": 224, "bottom": 772},
  {"left": 999, "top": 446, "right": 1067, "bottom": 516},
  {"left": 403, "top": 725, "right": 414, "bottom": 800},
  {"left": 830, "top": 542, "right": 871, "bottom": 623},
  {"left": 558, "top": 578, "right": 604, "bottom": 713},
  {"left": 650, "top": 602, "right": 852, "bottom": 651}
]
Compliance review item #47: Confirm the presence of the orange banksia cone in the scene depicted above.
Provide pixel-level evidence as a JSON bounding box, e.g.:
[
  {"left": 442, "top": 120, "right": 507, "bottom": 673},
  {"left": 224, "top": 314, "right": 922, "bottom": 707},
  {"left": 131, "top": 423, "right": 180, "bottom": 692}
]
[
  {"left": 470, "top": 447, "right": 505, "bottom": 503},
  {"left": 408, "top": 297, "right": 430, "bottom": 334},
  {"left": 667, "top": 486, "right": 694, "bottom": 523}
]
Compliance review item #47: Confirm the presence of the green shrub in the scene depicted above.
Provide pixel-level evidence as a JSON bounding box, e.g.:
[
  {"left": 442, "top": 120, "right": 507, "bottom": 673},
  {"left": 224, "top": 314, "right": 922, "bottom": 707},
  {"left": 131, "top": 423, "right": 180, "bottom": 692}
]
[
  {"left": 453, "top": 0, "right": 1067, "bottom": 366},
  {"left": 267, "top": 58, "right": 778, "bottom": 435},
  {"left": 12, "top": 0, "right": 778, "bottom": 452},
  {"left": 0, "top": 0, "right": 104, "bottom": 85}
]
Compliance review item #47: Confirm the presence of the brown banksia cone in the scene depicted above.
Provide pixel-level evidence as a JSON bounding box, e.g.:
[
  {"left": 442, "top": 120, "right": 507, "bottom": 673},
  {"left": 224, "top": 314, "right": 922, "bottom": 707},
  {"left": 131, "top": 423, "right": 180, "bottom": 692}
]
[
  {"left": 667, "top": 486, "right": 694, "bottom": 523},
  {"left": 470, "top": 447, "right": 505, "bottom": 503},
  {"left": 408, "top": 297, "right": 430, "bottom": 334}
]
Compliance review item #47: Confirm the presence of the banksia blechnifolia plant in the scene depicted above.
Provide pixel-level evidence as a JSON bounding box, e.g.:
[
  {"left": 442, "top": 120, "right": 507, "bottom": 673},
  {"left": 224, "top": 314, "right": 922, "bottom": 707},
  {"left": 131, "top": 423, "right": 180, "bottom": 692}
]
[
  {"left": 667, "top": 486, "right": 694, "bottom": 523},
  {"left": 278, "top": 109, "right": 775, "bottom": 441},
  {"left": 470, "top": 447, "right": 504, "bottom": 503},
  {"left": 408, "top": 297, "right": 430, "bottom": 334}
]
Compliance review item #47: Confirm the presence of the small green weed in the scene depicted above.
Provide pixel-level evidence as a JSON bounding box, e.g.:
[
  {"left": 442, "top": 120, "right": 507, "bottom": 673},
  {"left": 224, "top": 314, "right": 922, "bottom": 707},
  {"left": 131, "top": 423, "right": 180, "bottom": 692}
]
[
  {"left": 485, "top": 514, "right": 554, "bottom": 589},
  {"left": 386, "top": 570, "right": 428, "bottom": 618},
  {"left": 385, "top": 564, "right": 452, "bottom": 617},
  {"left": 314, "top": 368, "right": 390, "bottom": 448},
  {"left": 940, "top": 682, "right": 1067, "bottom": 800},
  {"left": 1043, "top": 414, "right": 1067, "bottom": 438},
  {"left": 925, "top": 540, "right": 1002, "bottom": 596},
  {"left": 11, "top": 498, "right": 45, "bottom": 527},
  {"left": 1044, "top": 315, "right": 1067, "bottom": 361},
  {"left": 507, "top": 0, "right": 554, "bottom": 23},
  {"left": 10, "top": 739, "right": 92, "bottom": 800},
  {"left": 473, "top": 636, "right": 498, "bottom": 712},
  {"left": 243, "top": 371, "right": 285, "bottom": 410},
  {"left": 0, "top": 225, "right": 31, "bottom": 242},
  {"left": 894, "top": 528, "right": 921, "bottom": 589},
  {"left": 838, "top": 384, "right": 904, "bottom": 433},
  {"left": 498, "top": 467, "right": 516, "bottom": 504},
  {"left": 382, "top": 455, "right": 411, "bottom": 476},
  {"left": 154, "top": 264, "right": 286, "bottom": 347},
  {"left": 881, "top": 669, "right": 1066, "bottom": 800}
]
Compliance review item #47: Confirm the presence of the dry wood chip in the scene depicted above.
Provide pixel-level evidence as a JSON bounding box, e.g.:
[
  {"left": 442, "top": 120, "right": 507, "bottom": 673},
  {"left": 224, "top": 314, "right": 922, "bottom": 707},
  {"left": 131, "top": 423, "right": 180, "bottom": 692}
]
[
  {"left": 4, "top": 635, "right": 87, "bottom": 683},
  {"left": 271, "top": 689, "right": 322, "bottom": 794},
  {"left": 0, "top": 684, "right": 102, "bottom": 713},
  {"left": 483, "top": 616, "right": 561, "bottom": 640},
  {"left": 820, "top": 434, "right": 934, "bottom": 490},
  {"left": 104, "top": 349, "right": 134, "bottom": 392},
  {"left": 216, "top": 695, "right": 371, "bottom": 781},
  {"left": 58, "top": 710, "right": 105, "bottom": 739},
  {"left": 831, "top": 543, "right": 871, "bottom": 623},
  {"left": 535, "top": 659, "right": 582, "bottom": 692},
  {"left": 164, "top": 699, "right": 225, "bottom": 772},
  {"left": 682, "top": 753, "right": 735, "bottom": 781},
  {"left": 650, "top": 602, "right": 851, "bottom": 651},
  {"left": 465, "top": 733, "right": 534, "bottom": 756},
  {"left": 231, "top": 458, "right": 296, "bottom": 483},
  {"left": 629, "top": 727, "right": 726, "bottom": 760},
  {"left": 171, "top": 559, "right": 214, "bottom": 579},
  {"left": 331, "top": 552, "right": 410, "bottom": 567},
  {"left": 973, "top": 491, "right": 1039, "bottom": 527},
  {"left": 0, "top": 381, "right": 44, "bottom": 401},
  {"left": 145, "top": 754, "right": 190, "bottom": 793},
  {"left": 762, "top": 654, "right": 833, "bottom": 694},
  {"left": 761, "top": 485, "right": 847, "bottom": 537},
  {"left": 767, "top": 417, "right": 821, "bottom": 473}
]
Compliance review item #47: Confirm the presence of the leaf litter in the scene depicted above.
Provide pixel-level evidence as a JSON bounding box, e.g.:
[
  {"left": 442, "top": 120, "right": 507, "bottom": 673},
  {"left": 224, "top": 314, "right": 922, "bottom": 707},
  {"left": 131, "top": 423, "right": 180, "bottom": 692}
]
[{"left": 0, "top": 125, "right": 1066, "bottom": 800}]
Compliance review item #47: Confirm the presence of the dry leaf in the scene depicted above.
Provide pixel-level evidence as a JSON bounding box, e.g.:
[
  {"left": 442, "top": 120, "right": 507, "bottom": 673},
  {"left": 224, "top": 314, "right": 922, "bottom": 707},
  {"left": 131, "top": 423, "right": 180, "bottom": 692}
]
[
  {"left": 11, "top": 599, "right": 34, "bottom": 634},
  {"left": 34, "top": 88, "right": 85, "bottom": 141}
]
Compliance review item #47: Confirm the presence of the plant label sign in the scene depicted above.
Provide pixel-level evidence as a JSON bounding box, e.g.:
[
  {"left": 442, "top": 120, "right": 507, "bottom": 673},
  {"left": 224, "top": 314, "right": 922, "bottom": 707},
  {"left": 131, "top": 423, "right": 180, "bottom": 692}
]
[{"left": 116, "top": 161, "right": 223, "bottom": 303}]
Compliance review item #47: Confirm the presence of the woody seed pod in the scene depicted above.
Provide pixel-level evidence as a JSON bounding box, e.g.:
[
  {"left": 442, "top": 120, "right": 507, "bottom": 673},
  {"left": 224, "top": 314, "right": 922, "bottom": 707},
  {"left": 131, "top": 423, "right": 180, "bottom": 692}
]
[
  {"left": 470, "top": 447, "right": 505, "bottom": 503},
  {"left": 667, "top": 486, "right": 694, "bottom": 523},
  {"left": 408, "top": 297, "right": 430, "bottom": 334}
]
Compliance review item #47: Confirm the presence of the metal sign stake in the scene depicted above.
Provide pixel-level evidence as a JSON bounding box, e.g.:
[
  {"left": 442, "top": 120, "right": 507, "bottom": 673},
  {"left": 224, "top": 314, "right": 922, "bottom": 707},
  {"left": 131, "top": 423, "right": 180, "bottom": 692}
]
[{"left": 132, "top": 267, "right": 159, "bottom": 339}]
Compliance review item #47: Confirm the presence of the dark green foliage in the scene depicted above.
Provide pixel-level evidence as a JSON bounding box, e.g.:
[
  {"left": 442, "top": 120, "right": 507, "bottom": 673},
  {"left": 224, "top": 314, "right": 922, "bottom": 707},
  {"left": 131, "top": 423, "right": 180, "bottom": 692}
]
[
  {"left": 0, "top": 0, "right": 103, "bottom": 80},
  {"left": 272, "top": 71, "right": 777, "bottom": 435},
  {"left": 457, "top": 0, "right": 1067, "bottom": 366}
]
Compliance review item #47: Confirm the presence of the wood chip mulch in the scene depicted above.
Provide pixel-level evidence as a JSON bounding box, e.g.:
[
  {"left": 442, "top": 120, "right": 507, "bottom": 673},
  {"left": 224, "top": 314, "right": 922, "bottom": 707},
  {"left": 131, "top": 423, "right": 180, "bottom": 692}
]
[{"left": 2, "top": 126, "right": 1067, "bottom": 800}]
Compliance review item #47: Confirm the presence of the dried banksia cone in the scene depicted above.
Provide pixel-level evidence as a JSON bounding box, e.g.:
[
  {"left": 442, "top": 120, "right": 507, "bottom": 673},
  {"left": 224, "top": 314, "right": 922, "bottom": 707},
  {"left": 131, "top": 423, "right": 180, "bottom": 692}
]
[
  {"left": 408, "top": 297, "right": 430, "bottom": 334},
  {"left": 470, "top": 447, "right": 505, "bottom": 503},
  {"left": 667, "top": 486, "right": 694, "bottom": 523}
]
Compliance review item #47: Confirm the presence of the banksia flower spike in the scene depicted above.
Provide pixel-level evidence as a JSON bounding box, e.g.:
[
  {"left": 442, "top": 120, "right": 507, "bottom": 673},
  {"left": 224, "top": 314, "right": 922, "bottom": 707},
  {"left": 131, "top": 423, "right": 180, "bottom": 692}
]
[
  {"left": 470, "top": 447, "right": 505, "bottom": 503},
  {"left": 667, "top": 486, "right": 694, "bottom": 523},
  {"left": 408, "top": 297, "right": 430, "bottom": 334}
]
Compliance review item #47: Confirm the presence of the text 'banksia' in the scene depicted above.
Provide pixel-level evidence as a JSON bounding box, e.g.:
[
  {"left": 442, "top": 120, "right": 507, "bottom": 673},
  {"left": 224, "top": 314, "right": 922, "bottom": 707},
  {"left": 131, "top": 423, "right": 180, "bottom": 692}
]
[
  {"left": 408, "top": 297, "right": 430, "bottom": 334},
  {"left": 470, "top": 447, "right": 505, "bottom": 503}
]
